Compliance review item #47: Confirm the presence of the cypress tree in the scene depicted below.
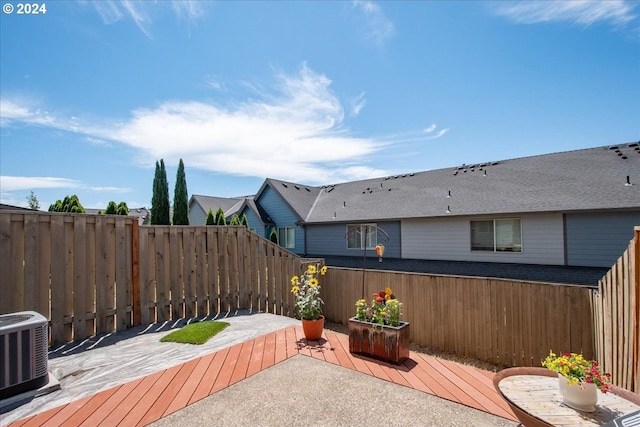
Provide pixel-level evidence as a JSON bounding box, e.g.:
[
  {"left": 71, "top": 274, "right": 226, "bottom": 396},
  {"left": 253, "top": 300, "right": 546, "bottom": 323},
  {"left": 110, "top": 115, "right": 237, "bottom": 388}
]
[
  {"left": 151, "top": 159, "right": 171, "bottom": 225},
  {"left": 205, "top": 209, "right": 215, "bottom": 225},
  {"left": 269, "top": 227, "right": 278, "bottom": 244},
  {"left": 240, "top": 213, "right": 249, "bottom": 229},
  {"left": 172, "top": 158, "right": 189, "bottom": 225},
  {"left": 230, "top": 214, "right": 240, "bottom": 225},
  {"left": 151, "top": 161, "right": 161, "bottom": 224},
  {"left": 214, "top": 207, "right": 226, "bottom": 225},
  {"left": 159, "top": 159, "right": 170, "bottom": 224}
]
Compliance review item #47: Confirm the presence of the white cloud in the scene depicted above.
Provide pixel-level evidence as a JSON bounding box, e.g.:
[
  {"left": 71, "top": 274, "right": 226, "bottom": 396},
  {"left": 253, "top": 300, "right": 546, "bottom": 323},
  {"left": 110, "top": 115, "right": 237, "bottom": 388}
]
[
  {"left": 350, "top": 92, "right": 367, "bottom": 116},
  {"left": 496, "top": 0, "right": 636, "bottom": 27},
  {"left": 1, "top": 64, "right": 388, "bottom": 185},
  {"left": 352, "top": 1, "right": 395, "bottom": 47},
  {"left": 423, "top": 124, "right": 448, "bottom": 140},
  {"left": 426, "top": 128, "right": 449, "bottom": 140},
  {"left": 87, "top": 0, "right": 209, "bottom": 39},
  {"left": 423, "top": 124, "right": 436, "bottom": 134},
  {"left": 0, "top": 176, "right": 82, "bottom": 192},
  {"left": 88, "top": 186, "right": 133, "bottom": 193}
]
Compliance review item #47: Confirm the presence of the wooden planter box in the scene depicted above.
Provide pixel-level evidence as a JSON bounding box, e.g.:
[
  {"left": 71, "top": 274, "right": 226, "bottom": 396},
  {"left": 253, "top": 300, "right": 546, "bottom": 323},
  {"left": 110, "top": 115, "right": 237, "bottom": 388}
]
[{"left": 348, "top": 317, "right": 410, "bottom": 365}]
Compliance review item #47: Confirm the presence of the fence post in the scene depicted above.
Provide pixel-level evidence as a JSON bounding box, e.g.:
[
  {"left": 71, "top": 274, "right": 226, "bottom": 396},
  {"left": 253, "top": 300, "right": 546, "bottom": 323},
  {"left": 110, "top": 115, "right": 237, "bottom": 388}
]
[
  {"left": 633, "top": 226, "right": 639, "bottom": 392},
  {"left": 131, "top": 220, "right": 141, "bottom": 326}
]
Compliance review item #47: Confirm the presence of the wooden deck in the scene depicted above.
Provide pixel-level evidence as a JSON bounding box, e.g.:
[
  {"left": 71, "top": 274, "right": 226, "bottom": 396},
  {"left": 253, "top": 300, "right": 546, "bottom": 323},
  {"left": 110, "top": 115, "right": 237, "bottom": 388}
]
[{"left": 8, "top": 326, "right": 518, "bottom": 426}]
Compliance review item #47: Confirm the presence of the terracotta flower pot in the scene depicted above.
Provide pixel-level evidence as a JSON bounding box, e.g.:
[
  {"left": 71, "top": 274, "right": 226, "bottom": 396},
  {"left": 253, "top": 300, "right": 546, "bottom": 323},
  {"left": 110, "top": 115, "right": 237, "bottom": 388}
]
[{"left": 301, "top": 315, "right": 324, "bottom": 341}]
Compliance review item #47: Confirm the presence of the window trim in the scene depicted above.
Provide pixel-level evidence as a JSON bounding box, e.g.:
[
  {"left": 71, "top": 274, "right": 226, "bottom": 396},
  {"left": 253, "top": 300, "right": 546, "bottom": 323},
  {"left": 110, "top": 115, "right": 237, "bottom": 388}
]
[
  {"left": 346, "top": 223, "right": 378, "bottom": 250},
  {"left": 470, "top": 218, "right": 522, "bottom": 253}
]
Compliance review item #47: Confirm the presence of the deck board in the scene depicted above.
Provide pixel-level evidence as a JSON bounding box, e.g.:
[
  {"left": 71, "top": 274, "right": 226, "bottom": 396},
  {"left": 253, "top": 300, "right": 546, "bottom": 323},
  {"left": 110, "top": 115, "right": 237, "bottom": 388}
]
[{"left": 7, "top": 325, "right": 518, "bottom": 427}]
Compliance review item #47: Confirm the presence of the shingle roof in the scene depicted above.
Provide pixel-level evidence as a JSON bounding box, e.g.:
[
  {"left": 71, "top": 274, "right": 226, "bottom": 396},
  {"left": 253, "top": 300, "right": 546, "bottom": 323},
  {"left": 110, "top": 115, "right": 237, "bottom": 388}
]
[
  {"left": 256, "top": 178, "right": 324, "bottom": 222},
  {"left": 189, "top": 194, "right": 245, "bottom": 217},
  {"left": 303, "top": 142, "right": 640, "bottom": 223}
]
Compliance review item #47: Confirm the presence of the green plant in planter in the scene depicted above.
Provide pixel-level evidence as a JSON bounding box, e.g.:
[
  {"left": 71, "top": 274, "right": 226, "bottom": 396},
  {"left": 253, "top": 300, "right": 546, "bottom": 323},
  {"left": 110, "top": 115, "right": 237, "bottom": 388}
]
[
  {"left": 355, "top": 287, "right": 403, "bottom": 326},
  {"left": 290, "top": 264, "right": 327, "bottom": 320}
]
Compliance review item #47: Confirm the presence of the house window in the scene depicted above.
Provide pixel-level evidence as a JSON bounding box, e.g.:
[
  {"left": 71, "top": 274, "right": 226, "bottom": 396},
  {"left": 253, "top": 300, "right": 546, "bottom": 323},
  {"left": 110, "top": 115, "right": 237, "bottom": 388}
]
[
  {"left": 346, "top": 224, "right": 377, "bottom": 250},
  {"left": 471, "top": 219, "right": 522, "bottom": 252},
  {"left": 278, "top": 227, "right": 295, "bottom": 249}
]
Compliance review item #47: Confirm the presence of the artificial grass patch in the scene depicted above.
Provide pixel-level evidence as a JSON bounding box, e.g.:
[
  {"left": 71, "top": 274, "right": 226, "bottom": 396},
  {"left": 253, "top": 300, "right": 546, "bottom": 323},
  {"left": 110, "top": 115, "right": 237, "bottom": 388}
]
[{"left": 160, "top": 321, "right": 230, "bottom": 345}]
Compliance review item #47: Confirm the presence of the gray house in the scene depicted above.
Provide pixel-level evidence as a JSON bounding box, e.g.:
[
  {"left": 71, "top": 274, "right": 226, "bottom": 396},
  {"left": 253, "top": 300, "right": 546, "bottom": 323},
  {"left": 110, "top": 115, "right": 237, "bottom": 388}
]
[
  {"left": 188, "top": 194, "right": 267, "bottom": 232},
  {"left": 193, "top": 143, "right": 640, "bottom": 272}
]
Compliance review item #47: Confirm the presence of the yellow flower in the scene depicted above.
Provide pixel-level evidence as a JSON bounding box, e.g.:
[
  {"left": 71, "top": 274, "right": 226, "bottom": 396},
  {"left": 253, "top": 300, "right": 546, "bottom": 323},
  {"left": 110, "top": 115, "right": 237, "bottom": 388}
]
[
  {"left": 291, "top": 285, "right": 299, "bottom": 295},
  {"left": 320, "top": 266, "right": 328, "bottom": 275},
  {"left": 307, "top": 265, "right": 317, "bottom": 274},
  {"left": 385, "top": 294, "right": 391, "bottom": 301},
  {"left": 309, "top": 278, "right": 319, "bottom": 287},
  {"left": 385, "top": 287, "right": 393, "bottom": 295},
  {"left": 291, "top": 276, "right": 299, "bottom": 284}
]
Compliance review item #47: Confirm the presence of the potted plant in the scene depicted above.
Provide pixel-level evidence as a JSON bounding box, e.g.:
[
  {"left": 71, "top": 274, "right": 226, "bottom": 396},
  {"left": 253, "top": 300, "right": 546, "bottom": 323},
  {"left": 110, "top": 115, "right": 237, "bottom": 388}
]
[
  {"left": 542, "top": 351, "right": 612, "bottom": 412},
  {"left": 290, "top": 263, "right": 327, "bottom": 340},
  {"left": 348, "top": 288, "right": 409, "bottom": 364}
]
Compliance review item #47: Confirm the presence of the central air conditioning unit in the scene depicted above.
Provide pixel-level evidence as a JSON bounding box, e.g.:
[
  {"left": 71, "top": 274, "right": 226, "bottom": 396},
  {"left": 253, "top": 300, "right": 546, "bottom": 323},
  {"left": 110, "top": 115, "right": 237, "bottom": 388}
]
[{"left": 0, "top": 311, "right": 49, "bottom": 400}]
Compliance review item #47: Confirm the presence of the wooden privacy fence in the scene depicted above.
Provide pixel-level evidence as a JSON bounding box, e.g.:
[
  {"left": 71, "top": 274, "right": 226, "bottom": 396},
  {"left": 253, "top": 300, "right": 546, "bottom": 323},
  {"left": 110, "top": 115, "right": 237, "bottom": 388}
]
[
  {"left": 0, "top": 211, "right": 308, "bottom": 345},
  {"left": 0, "top": 211, "right": 136, "bottom": 344},
  {"left": 592, "top": 226, "right": 639, "bottom": 393},
  {"left": 137, "top": 225, "right": 308, "bottom": 325},
  {"left": 322, "top": 268, "right": 595, "bottom": 369}
]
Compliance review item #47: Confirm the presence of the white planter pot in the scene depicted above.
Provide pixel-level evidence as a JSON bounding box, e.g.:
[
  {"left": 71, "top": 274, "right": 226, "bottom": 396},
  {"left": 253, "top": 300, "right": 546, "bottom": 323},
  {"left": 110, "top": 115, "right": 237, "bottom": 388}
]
[{"left": 558, "top": 374, "right": 598, "bottom": 412}]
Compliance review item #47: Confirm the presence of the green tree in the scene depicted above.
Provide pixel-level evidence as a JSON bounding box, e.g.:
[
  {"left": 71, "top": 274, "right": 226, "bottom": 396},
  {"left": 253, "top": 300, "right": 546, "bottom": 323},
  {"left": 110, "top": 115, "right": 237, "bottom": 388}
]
[
  {"left": 172, "top": 158, "right": 189, "bottom": 225},
  {"left": 230, "top": 214, "right": 240, "bottom": 225},
  {"left": 205, "top": 209, "right": 215, "bottom": 225},
  {"left": 151, "top": 159, "right": 170, "bottom": 225},
  {"left": 48, "top": 195, "right": 86, "bottom": 213},
  {"left": 117, "top": 201, "right": 129, "bottom": 215},
  {"left": 105, "top": 201, "right": 118, "bottom": 215},
  {"left": 214, "top": 207, "right": 226, "bottom": 225},
  {"left": 240, "top": 213, "right": 249, "bottom": 229},
  {"left": 269, "top": 227, "right": 278, "bottom": 244},
  {"left": 26, "top": 191, "right": 40, "bottom": 210}
]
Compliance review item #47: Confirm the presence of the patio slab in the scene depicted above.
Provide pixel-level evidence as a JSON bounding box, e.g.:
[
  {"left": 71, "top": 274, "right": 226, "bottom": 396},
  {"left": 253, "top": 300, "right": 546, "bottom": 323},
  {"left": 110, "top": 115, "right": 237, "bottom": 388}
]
[{"left": 149, "top": 354, "right": 518, "bottom": 427}]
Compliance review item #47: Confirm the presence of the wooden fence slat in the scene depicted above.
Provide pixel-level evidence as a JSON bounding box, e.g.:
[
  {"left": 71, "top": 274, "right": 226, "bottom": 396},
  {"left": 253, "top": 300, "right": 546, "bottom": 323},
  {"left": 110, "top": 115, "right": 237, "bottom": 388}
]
[
  {"left": 10, "top": 215, "right": 25, "bottom": 311},
  {"left": 183, "top": 227, "right": 196, "bottom": 318},
  {"left": 37, "top": 216, "right": 51, "bottom": 319},
  {"left": 115, "top": 218, "right": 128, "bottom": 331},
  {"left": 0, "top": 213, "right": 13, "bottom": 315},
  {"left": 73, "top": 215, "right": 88, "bottom": 340},
  {"left": 195, "top": 228, "right": 207, "bottom": 316},
  {"left": 23, "top": 214, "right": 39, "bottom": 313},
  {"left": 49, "top": 215, "right": 65, "bottom": 344}
]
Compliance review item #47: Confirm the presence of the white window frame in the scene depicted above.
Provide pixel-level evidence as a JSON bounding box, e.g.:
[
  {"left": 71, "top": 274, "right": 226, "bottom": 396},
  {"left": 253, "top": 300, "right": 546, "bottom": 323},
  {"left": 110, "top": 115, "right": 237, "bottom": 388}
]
[
  {"left": 278, "top": 226, "right": 295, "bottom": 249},
  {"left": 346, "top": 223, "right": 377, "bottom": 250},
  {"left": 470, "top": 219, "right": 522, "bottom": 253}
]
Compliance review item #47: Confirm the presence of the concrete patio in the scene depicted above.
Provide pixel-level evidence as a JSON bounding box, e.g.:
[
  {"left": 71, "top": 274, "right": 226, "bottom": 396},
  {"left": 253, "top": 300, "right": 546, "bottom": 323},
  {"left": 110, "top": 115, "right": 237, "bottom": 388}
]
[{"left": 2, "top": 313, "right": 519, "bottom": 426}]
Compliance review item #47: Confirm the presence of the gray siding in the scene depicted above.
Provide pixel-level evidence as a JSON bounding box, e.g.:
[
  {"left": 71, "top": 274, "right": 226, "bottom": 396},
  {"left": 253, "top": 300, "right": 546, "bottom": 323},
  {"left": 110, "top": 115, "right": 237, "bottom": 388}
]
[
  {"left": 401, "top": 213, "right": 565, "bottom": 265},
  {"left": 189, "top": 204, "right": 207, "bottom": 226},
  {"left": 305, "top": 221, "right": 401, "bottom": 257},
  {"left": 565, "top": 210, "right": 640, "bottom": 267},
  {"left": 257, "top": 185, "right": 304, "bottom": 254}
]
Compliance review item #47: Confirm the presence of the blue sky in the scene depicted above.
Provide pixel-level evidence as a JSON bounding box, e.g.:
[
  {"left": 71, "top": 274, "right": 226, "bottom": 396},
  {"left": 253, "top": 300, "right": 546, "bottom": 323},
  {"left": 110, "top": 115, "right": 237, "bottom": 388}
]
[{"left": 1, "top": 1, "right": 639, "bottom": 211}]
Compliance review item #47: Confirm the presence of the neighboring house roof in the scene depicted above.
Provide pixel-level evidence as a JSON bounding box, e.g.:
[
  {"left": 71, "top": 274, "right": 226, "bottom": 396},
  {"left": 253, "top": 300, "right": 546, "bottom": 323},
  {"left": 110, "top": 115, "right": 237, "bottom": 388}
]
[
  {"left": 303, "top": 142, "right": 640, "bottom": 223},
  {"left": 193, "top": 142, "right": 640, "bottom": 226},
  {"left": 0, "top": 203, "right": 36, "bottom": 211},
  {"left": 255, "top": 178, "right": 323, "bottom": 223},
  {"left": 189, "top": 194, "right": 246, "bottom": 218}
]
